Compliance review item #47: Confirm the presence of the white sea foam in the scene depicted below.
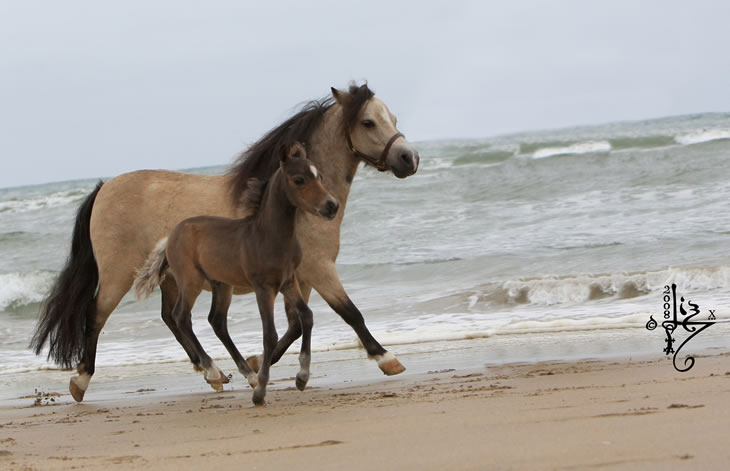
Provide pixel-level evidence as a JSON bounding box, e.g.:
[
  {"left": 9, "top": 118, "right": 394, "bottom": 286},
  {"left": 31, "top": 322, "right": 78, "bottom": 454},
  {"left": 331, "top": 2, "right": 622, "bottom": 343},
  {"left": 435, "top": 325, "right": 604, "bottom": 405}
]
[
  {"left": 675, "top": 128, "right": 730, "bottom": 145},
  {"left": 0, "top": 191, "right": 84, "bottom": 214},
  {"left": 532, "top": 140, "right": 611, "bottom": 159},
  {"left": 0, "top": 272, "right": 54, "bottom": 310},
  {"left": 498, "top": 266, "right": 730, "bottom": 307},
  {"left": 312, "top": 312, "right": 650, "bottom": 353}
]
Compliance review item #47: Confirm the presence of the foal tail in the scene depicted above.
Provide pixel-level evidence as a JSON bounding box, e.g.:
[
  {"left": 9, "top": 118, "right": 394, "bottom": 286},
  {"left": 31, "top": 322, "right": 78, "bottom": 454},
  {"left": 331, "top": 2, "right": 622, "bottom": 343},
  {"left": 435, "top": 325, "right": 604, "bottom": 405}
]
[
  {"left": 134, "top": 237, "right": 169, "bottom": 300},
  {"left": 30, "top": 181, "right": 103, "bottom": 369}
]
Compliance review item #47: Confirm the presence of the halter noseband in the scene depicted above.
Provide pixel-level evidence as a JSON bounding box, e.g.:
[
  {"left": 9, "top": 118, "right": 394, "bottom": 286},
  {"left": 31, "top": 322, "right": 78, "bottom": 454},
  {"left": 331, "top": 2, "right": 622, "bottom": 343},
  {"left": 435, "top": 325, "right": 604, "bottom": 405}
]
[{"left": 345, "top": 131, "right": 404, "bottom": 172}]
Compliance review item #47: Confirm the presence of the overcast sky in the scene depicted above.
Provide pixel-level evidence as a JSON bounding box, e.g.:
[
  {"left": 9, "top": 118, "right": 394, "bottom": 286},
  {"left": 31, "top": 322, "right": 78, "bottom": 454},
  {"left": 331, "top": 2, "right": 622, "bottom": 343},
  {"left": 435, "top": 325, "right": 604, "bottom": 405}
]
[{"left": 2, "top": 1, "right": 729, "bottom": 188}]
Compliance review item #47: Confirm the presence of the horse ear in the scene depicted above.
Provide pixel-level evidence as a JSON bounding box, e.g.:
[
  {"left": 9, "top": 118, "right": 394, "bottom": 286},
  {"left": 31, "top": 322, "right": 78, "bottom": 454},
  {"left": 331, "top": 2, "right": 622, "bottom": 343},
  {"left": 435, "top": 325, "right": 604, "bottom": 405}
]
[{"left": 331, "top": 87, "right": 351, "bottom": 107}]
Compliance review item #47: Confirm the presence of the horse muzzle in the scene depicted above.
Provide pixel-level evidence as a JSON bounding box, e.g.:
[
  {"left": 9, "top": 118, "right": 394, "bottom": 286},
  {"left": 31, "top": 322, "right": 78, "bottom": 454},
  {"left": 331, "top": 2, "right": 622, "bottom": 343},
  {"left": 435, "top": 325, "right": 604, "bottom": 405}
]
[{"left": 391, "top": 149, "right": 420, "bottom": 178}]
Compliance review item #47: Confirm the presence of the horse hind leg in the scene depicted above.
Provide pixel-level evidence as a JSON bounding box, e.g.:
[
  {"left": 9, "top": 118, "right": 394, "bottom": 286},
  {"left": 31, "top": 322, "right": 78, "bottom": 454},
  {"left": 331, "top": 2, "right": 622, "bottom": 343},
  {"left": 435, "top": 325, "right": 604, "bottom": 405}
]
[
  {"left": 208, "top": 282, "right": 258, "bottom": 388},
  {"left": 70, "top": 271, "right": 133, "bottom": 402}
]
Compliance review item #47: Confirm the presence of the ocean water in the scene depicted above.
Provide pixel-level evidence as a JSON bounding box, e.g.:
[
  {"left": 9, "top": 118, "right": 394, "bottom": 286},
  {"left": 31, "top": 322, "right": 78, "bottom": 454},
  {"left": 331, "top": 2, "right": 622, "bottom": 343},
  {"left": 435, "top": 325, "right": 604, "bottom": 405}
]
[{"left": 2, "top": 112, "right": 730, "bottom": 377}]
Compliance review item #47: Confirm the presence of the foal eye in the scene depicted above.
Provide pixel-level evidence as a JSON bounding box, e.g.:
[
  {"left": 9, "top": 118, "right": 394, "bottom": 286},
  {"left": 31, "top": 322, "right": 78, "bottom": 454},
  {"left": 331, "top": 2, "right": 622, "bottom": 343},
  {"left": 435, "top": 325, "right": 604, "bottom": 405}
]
[
  {"left": 293, "top": 176, "right": 306, "bottom": 186},
  {"left": 361, "top": 119, "right": 375, "bottom": 129}
]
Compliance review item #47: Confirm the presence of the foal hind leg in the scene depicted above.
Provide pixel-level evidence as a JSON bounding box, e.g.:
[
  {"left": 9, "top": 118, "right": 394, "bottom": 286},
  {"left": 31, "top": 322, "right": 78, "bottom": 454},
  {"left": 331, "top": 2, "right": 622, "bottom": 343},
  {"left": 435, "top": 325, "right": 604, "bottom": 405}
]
[
  {"left": 281, "top": 277, "right": 313, "bottom": 391},
  {"left": 208, "top": 282, "right": 257, "bottom": 388},
  {"left": 159, "top": 277, "right": 202, "bottom": 368},
  {"left": 246, "top": 282, "right": 312, "bottom": 373},
  {"left": 172, "top": 280, "right": 225, "bottom": 391},
  {"left": 70, "top": 270, "right": 133, "bottom": 402}
]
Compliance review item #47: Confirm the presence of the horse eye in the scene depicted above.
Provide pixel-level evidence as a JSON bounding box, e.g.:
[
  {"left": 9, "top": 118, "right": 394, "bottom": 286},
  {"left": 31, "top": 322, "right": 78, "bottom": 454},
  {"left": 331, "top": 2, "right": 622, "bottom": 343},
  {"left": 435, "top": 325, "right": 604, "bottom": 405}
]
[
  {"left": 293, "top": 176, "right": 306, "bottom": 186},
  {"left": 361, "top": 119, "right": 375, "bottom": 129}
]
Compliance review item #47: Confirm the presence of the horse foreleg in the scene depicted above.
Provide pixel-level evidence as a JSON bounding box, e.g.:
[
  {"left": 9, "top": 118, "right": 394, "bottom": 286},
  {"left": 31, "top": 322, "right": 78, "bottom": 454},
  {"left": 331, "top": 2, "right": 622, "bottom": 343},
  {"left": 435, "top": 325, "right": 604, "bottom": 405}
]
[
  {"left": 310, "top": 263, "right": 406, "bottom": 376},
  {"left": 208, "top": 282, "right": 257, "bottom": 388},
  {"left": 252, "top": 284, "right": 278, "bottom": 405},
  {"left": 281, "top": 277, "right": 313, "bottom": 391}
]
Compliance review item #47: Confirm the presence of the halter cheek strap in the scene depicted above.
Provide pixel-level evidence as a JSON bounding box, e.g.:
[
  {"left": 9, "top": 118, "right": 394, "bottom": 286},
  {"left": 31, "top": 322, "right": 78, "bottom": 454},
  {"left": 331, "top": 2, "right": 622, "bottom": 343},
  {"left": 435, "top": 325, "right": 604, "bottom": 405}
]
[{"left": 345, "top": 131, "right": 404, "bottom": 172}]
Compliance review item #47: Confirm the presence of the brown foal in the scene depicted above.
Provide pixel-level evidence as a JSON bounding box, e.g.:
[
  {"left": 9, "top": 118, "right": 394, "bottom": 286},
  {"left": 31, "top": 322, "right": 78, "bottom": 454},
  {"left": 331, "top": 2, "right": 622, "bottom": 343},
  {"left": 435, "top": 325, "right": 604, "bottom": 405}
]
[{"left": 134, "top": 143, "right": 339, "bottom": 405}]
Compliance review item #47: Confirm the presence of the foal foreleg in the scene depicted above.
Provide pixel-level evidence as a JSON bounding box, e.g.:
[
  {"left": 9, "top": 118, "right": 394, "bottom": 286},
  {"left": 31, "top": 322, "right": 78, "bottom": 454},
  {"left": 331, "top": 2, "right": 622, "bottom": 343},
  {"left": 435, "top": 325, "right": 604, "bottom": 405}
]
[
  {"left": 310, "top": 263, "right": 405, "bottom": 376},
  {"left": 281, "top": 277, "right": 313, "bottom": 391},
  {"left": 252, "top": 284, "right": 278, "bottom": 405},
  {"left": 246, "top": 282, "right": 312, "bottom": 373},
  {"left": 208, "top": 282, "right": 257, "bottom": 388}
]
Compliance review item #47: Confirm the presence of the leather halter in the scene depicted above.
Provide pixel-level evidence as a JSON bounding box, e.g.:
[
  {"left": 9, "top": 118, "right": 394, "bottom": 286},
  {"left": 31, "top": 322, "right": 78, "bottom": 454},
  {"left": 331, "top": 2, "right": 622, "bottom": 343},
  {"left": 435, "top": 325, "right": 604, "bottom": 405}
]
[{"left": 345, "top": 131, "right": 404, "bottom": 172}]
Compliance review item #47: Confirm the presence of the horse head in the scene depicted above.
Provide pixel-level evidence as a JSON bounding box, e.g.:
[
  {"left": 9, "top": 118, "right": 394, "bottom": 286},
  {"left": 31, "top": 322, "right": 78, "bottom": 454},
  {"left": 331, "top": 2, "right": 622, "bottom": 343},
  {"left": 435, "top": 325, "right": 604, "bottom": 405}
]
[{"left": 332, "top": 84, "right": 420, "bottom": 179}]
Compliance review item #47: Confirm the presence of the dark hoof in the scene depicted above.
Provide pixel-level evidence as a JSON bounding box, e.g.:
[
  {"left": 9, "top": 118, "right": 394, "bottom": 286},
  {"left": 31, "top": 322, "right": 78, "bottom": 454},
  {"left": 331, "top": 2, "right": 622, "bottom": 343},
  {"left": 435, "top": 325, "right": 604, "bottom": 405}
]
[
  {"left": 252, "top": 389, "right": 266, "bottom": 405},
  {"left": 295, "top": 373, "right": 309, "bottom": 391},
  {"left": 246, "top": 355, "right": 263, "bottom": 373},
  {"left": 69, "top": 380, "right": 86, "bottom": 402}
]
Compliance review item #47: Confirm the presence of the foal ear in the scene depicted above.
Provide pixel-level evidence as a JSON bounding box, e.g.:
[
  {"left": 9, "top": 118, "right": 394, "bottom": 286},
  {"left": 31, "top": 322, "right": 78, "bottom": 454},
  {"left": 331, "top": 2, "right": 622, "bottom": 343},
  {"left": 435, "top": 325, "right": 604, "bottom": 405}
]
[
  {"left": 289, "top": 142, "right": 306, "bottom": 160},
  {"left": 331, "top": 87, "right": 351, "bottom": 107}
]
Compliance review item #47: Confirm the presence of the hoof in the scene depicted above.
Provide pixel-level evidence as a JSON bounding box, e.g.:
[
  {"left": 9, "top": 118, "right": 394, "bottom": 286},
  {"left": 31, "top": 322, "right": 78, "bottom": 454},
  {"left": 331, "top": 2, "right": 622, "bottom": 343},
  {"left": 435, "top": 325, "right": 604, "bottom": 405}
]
[
  {"left": 69, "top": 379, "right": 86, "bottom": 402},
  {"left": 379, "top": 358, "right": 406, "bottom": 376},
  {"left": 295, "top": 373, "right": 309, "bottom": 391},
  {"left": 252, "top": 389, "right": 266, "bottom": 406},
  {"left": 246, "top": 355, "right": 263, "bottom": 373},
  {"left": 218, "top": 370, "right": 231, "bottom": 384},
  {"left": 246, "top": 374, "right": 259, "bottom": 389},
  {"left": 206, "top": 378, "right": 224, "bottom": 392}
]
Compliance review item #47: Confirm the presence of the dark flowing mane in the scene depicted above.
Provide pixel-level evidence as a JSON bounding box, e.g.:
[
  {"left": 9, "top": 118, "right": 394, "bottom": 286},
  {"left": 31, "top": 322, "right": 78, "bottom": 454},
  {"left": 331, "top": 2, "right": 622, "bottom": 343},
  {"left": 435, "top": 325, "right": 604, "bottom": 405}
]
[
  {"left": 239, "top": 177, "right": 266, "bottom": 216},
  {"left": 227, "top": 83, "right": 375, "bottom": 205}
]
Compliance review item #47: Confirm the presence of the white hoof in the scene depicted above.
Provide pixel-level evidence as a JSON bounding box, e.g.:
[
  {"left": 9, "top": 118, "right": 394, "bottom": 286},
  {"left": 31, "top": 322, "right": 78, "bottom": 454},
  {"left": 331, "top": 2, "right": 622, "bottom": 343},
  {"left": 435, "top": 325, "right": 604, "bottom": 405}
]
[{"left": 246, "top": 373, "right": 259, "bottom": 389}]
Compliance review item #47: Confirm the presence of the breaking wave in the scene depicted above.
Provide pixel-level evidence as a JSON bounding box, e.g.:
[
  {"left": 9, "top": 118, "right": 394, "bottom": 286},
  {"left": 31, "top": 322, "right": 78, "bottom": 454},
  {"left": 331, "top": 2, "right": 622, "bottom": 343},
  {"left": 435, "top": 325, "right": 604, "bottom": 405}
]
[
  {"left": 0, "top": 271, "right": 54, "bottom": 311},
  {"left": 675, "top": 128, "right": 730, "bottom": 145},
  {"left": 474, "top": 266, "right": 730, "bottom": 308}
]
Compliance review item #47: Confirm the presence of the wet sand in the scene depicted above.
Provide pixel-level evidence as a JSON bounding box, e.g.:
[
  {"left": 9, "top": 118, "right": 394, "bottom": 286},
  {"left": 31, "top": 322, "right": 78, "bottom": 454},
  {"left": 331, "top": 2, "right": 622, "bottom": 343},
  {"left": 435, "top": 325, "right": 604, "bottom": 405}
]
[{"left": 2, "top": 348, "right": 729, "bottom": 471}]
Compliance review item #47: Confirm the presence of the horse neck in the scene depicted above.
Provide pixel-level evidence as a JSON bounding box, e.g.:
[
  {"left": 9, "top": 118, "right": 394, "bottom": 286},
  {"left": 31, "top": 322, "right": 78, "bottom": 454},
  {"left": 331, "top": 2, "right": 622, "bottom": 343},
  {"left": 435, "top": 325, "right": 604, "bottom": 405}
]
[
  {"left": 254, "top": 170, "right": 297, "bottom": 239},
  {"left": 308, "top": 105, "right": 360, "bottom": 211}
]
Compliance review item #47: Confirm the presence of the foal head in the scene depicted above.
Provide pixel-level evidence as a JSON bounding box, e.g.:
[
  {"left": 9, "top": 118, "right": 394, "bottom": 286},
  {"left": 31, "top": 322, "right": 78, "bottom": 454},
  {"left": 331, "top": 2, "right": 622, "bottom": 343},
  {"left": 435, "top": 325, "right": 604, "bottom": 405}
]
[{"left": 280, "top": 143, "right": 339, "bottom": 220}]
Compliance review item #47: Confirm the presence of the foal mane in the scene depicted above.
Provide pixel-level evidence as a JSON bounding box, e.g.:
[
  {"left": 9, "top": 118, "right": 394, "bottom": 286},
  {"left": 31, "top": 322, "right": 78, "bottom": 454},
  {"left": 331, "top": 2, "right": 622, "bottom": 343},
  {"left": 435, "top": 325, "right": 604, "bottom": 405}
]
[
  {"left": 240, "top": 178, "right": 267, "bottom": 216},
  {"left": 227, "top": 83, "right": 375, "bottom": 205}
]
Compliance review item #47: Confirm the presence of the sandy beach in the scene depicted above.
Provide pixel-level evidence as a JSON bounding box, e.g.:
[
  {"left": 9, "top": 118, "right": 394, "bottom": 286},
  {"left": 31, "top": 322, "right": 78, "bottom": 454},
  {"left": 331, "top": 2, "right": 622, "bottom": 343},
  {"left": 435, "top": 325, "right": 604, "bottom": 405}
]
[{"left": 2, "top": 345, "right": 729, "bottom": 471}]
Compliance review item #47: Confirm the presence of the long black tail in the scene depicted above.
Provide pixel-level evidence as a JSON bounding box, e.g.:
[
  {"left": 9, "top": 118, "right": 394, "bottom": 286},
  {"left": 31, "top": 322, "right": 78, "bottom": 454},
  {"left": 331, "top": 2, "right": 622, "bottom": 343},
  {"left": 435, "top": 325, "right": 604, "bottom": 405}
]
[{"left": 30, "top": 181, "right": 103, "bottom": 368}]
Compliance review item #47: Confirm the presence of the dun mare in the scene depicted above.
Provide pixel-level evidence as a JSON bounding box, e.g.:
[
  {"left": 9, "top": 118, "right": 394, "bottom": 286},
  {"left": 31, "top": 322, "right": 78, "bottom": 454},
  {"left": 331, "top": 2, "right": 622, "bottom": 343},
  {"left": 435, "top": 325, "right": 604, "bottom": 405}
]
[
  {"left": 134, "top": 143, "right": 337, "bottom": 404},
  {"left": 31, "top": 84, "right": 420, "bottom": 402}
]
